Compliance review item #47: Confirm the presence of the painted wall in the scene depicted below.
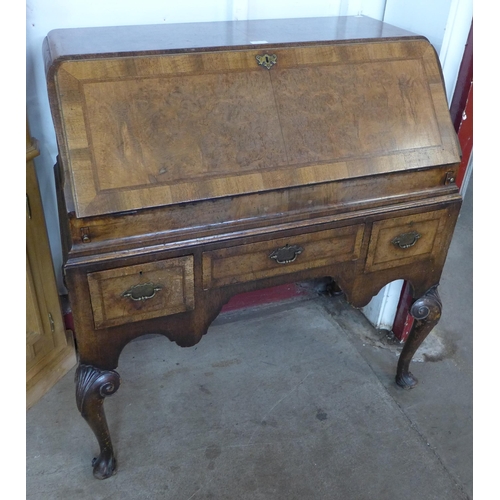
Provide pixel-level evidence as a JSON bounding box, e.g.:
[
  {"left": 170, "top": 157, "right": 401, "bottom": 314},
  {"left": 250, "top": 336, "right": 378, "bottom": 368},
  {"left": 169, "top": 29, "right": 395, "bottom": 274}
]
[
  {"left": 384, "top": 0, "right": 473, "bottom": 103},
  {"left": 26, "top": 0, "right": 472, "bottom": 294}
]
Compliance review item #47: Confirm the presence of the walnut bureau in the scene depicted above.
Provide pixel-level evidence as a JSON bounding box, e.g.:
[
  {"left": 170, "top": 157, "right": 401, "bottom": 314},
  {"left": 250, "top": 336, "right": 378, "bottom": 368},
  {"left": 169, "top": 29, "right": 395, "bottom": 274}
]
[{"left": 43, "top": 16, "right": 462, "bottom": 479}]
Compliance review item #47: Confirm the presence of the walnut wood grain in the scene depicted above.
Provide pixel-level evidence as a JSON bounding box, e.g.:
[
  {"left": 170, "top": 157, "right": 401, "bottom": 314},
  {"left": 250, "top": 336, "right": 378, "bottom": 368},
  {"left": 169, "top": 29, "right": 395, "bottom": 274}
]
[
  {"left": 60, "top": 165, "right": 458, "bottom": 260},
  {"left": 44, "top": 17, "right": 463, "bottom": 479},
  {"left": 75, "top": 364, "right": 120, "bottom": 479},
  {"left": 48, "top": 37, "right": 458, "bottom": 218},
  {"left": 202, "top": 224, "right": 363, "bottom": 289},
  {"left": 43, "top": 17, "right": 417, "bottom": 63},
  {"left": 396, "top": 286, "right": 442, "bottom": 389},
  {"left": 87, "top": 256, "right": 194, "bottom": 329},
  {"left": 365, "top": 209, "right": 450, "bottom": 273}
]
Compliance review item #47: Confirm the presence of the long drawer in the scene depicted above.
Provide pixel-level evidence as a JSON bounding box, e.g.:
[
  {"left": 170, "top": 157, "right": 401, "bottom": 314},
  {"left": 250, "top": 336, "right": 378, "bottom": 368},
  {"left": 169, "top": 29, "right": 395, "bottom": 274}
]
[
  {"left": 87, "top": 256, "right": 194, "bottom": 329},
  {"left": 202, "top": 224, "right": 364, "bottom": 290}
]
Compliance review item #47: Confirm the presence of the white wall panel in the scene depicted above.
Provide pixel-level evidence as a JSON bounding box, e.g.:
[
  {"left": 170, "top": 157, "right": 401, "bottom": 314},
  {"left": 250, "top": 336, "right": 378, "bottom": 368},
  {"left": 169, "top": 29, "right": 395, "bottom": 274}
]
[
  {"left": 343, "top": 0, "right": 386, "bottom": 19},
  {"left": 383, "top": 0, "right": 453, "bottom": 55},
  {"left": 440, "top": 0, "right": 473, "bottom": 102},
  {"left": 246, "top": 0, "right": 340, "bottom": 19}
]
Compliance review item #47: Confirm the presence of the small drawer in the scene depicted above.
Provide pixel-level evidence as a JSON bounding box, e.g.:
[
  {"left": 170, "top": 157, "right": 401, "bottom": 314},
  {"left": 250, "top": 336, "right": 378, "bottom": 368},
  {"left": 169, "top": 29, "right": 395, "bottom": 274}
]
[
  {"left": 87, "top": 256, "right": 194, "bottom": 329},
  {"left": 365, "top": 209, "right": 448, "bottom": 273},
  {"left": 202, "top": 224, "right": 364, "bottom": 289}
]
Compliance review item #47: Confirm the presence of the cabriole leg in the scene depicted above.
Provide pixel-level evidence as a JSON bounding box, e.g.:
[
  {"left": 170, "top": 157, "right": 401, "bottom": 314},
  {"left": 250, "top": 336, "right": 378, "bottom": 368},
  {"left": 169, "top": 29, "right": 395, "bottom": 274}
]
[
  {"left": 75, "top": 364, "right": 121, "bottom": 479},
  {"left": 395, "top": 285, "right": 442, "bottom": 389}
]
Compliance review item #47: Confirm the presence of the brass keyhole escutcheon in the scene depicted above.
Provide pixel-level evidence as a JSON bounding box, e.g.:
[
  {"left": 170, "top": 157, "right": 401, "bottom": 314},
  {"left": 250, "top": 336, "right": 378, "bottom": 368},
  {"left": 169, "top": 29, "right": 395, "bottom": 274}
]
[{"left": 256, "top": 53, "right": 277, "bottom": 70}]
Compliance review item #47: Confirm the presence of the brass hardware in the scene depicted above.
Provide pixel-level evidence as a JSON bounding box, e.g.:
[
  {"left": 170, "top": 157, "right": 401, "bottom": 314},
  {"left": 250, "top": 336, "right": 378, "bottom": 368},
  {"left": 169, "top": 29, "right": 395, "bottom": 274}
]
[
  {"left": 270, "top": 244, "right": 304, "bottom": 264},
  {"left": 81, "top": 227, "right": 91, "bottom": 243},
  {"left": 444, "top": 171, "right": 456, "bottom": 185},
  {"left": 122, "top": 282, "right": 163, "bottom": 301},
  {"left": 26, "top": 194, "right": 32, "bottom": 219},
  {"left": 256, "top": 53, "right": 277, "bottom": 70},
  {"left": 48, "top": 312, "right": 55, "bottom": 333},
  {"left": 391, "top": 231, "right": 421, "bottom": 249}
]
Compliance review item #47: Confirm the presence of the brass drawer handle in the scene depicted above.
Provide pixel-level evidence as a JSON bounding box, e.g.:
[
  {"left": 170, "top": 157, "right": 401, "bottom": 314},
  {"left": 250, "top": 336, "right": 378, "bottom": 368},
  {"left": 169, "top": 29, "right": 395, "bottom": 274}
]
[
  {"left": 270, "top": 244, "right": 303, "bottom": 264},
  {"left": 391, "top": 231, "right": 421, "bottom": 249},
  {"left": 256, "top": 53, "right": 277, "bottom": 70},
  {"left": 122, "top": 282, "right": 163, "bottom": 301}
]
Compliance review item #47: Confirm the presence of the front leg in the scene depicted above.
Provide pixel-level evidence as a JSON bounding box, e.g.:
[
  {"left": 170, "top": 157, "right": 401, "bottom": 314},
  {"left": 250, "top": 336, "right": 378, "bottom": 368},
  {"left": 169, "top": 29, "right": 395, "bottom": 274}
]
[
  {"left": 396, "top": 285, "right": 442, "bottom": 389},
  {"left": 75, "top": 364, "right": 121, "bottom": 479}
]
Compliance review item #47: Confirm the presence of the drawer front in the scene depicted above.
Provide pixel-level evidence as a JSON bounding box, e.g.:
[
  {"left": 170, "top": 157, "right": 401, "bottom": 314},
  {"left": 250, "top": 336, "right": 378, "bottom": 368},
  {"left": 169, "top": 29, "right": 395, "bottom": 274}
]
[
  {"left": 202, "top": 225, "right": 364, "bottom": 289},
  {"left": 88, "top": 256, "right": 194, "bottom": 329},
  {"left": 365, "top": 209, "right": 449, "bottom": 273}
]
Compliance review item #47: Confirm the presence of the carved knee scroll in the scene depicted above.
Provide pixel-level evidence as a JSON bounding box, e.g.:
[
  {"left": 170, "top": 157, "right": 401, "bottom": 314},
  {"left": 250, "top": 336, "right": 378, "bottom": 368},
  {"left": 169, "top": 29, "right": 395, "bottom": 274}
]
[
  {"left": 396, "top": 285, "right": 442, "bottom": 389},
  {"left": 75, "top": 364, "right": 121, "bottom": 479}
]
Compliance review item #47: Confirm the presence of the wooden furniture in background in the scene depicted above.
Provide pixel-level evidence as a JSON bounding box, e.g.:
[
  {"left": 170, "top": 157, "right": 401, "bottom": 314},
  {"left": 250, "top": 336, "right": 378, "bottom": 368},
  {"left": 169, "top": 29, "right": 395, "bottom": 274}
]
[
  {"left": 43, "top": 16, "right": 462, "bottom": 479},
  {"left": 26, "top": 120, "right": 76, "bottom": 409}
]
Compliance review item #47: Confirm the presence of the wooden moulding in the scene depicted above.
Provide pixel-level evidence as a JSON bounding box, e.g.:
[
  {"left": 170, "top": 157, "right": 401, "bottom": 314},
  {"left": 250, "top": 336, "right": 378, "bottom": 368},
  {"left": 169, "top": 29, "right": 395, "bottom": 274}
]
[{"left": 60, "top": 164, "right": 459, "bottom": 262}]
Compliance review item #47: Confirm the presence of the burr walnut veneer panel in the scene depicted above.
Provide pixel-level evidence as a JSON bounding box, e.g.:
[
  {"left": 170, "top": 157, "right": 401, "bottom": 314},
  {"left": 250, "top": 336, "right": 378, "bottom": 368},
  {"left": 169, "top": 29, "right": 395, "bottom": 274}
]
[
  {"left": 52, "top": 39, "right": 458, "bottom": 217},
  {"left": 87, "top": 256, "right": 194, "bottom": 329}
]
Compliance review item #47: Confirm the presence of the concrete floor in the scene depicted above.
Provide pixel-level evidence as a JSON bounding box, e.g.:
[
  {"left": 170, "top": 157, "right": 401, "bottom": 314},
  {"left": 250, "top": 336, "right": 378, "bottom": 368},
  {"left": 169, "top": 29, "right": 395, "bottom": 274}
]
[{"left": 26, "top": 177, "right": 472, "bottom": 499}]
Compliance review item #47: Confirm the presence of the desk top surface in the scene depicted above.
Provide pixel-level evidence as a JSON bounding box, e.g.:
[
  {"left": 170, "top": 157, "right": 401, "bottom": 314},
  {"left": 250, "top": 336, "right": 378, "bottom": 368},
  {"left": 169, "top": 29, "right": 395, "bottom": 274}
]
[{"left": 45, "top": 16, "right": 419, "bottom": 62}]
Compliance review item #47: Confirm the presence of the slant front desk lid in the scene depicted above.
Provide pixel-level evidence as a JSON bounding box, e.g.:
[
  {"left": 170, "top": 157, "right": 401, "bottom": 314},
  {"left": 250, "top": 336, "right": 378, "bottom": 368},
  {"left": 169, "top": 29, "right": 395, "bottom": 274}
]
[{"left": 44, "top": 16, "right": 460, "bottom": 218}]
